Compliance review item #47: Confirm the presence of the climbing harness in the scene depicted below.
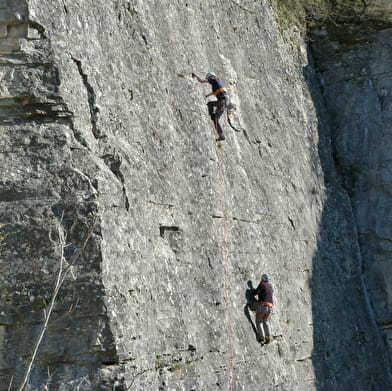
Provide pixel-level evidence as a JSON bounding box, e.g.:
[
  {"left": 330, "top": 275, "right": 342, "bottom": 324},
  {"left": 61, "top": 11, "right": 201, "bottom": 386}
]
[
  {"left": 210, "top": 101, "right": 242, "bottom": 139},
  {"left": 256, "top": 302, "right": 273, "bottom": 318},
  {"left": 213, "top": 87, "right": 228, "bottom": 96}
]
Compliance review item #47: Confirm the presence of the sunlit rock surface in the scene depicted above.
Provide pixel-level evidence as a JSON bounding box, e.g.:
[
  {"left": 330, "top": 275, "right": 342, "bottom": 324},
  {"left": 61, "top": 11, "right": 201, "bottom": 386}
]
[{"left": 0, "top": 1, "right": 391, "bottom": 390}]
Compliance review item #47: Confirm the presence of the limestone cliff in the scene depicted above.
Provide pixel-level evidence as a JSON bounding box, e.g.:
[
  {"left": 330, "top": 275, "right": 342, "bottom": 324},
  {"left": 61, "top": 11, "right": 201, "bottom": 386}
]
[
  {"left": 0, "top": 0, "right": 391, "bottom": 390},
  {"left": 311, "top": 25, "right": 392, "bottom": 366}
]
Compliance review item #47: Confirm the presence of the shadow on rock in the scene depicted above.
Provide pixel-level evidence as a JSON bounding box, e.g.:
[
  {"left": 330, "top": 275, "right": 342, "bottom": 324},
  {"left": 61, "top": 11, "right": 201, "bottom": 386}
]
[
  {"left": 244, "top": 280, "right": 258, "bottom": 338},
  {"left": 303, "top": 47, "right": 392, "bottom": 390}
]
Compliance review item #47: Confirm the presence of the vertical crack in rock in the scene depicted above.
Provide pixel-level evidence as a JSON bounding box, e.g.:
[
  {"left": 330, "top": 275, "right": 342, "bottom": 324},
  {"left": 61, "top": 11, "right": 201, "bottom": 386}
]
[
  {"left": 101, "top": 153, "right": 130, "bottom": 211},
  {"left": 288, "top": 217, "right": 295, "bottom": 230},
  {"left": 71, "top": 56, "right": 103, "bottom": 139}
]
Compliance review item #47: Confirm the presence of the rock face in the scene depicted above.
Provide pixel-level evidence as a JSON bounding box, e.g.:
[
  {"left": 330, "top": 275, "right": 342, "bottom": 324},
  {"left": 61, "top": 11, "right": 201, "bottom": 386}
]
[
  {"left": 312, "top": 27, "right": 392, "bottom": 364},
  {"left": 0, "top": 0, "right": 391, "bottom": 390}
]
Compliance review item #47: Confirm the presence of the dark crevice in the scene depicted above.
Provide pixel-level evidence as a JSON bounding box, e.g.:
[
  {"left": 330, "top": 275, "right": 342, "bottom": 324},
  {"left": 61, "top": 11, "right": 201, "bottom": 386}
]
[
  {"left": 207, "top": 255, "right": 213, "bottom": 269},
  {"left": 243, "top": 128, "right": 252, "bottom": 144},
  {"left": 101, "top": 360, "right": 119, "bottom": 366},
  {"left": 101, "top": 153, "right": 130, "bottom": 211},
  {"left": 378, "top": 319, "right": 392, "bottom": 327},
  {"left": 29, "top": 21, "right": 46, "bottom": 38},
  {"left": 288, "top": 217, "right": 295, "bottom": 230},
  {"left": 141, "top": 33, "right": 148, "bottom": 45},
  {"left": 71, "top": 56, "right": 104, "bottom": 139},
  {"left": 159, "top": 225, "right": 179, "bottom": 238},
  {"left": 160, "top": 226, "right": 181, "bottom": 252}
]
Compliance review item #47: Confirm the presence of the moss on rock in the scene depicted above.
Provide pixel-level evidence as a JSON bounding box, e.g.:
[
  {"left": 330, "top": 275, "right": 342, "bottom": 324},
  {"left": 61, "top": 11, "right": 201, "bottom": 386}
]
[{"left": 272, "top": 0, "right": 392, "bottom": 40}]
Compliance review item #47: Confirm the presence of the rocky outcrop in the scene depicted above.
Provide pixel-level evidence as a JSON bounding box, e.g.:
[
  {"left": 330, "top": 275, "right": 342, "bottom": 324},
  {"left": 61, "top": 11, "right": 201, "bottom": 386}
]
[
  {"left": 0, "top": 0, "right": 391, "bottom": 390},
  {"left": 0, "top": 0, "right": 120, "bottom": 388},
  {"left": 312, "top": 26, "right": 392, "bottom": 364}
]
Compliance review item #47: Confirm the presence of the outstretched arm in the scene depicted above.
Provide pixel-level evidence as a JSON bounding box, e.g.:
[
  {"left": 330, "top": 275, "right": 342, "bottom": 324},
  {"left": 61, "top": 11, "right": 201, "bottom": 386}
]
[
  {"left": 251, "top": 281, "right": 262, "bottom": 296},
  {"left": 192, "top": 73, "right": 208, "bottom": 83}
]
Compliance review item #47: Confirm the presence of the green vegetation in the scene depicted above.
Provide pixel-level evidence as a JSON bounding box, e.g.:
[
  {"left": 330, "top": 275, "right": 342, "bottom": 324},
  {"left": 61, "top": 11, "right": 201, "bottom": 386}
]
[
  {"left": 272, "top": 0, "right": 392, "bottom": 39},
  {"left": 0, "top": 229, "right": 10, "bottom": 242},
  {"left": 0, "top": 229, "right": 12, "bottom": 257}
]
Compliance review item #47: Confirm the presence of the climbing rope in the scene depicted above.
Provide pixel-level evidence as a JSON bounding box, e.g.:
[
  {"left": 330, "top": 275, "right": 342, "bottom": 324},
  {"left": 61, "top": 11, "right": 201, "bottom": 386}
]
[
  {"left": 212, "top": 123, "right": 236, "bottom": 391},
  {"left": 226, "top": 111, "right": 242, "bottom": 133}
]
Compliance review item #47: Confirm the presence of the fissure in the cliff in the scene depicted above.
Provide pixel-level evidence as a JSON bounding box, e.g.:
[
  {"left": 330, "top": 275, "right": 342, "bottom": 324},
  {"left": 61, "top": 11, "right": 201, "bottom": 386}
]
[{"left": 71, "top": 56, "right": 103, "bottom": 139}]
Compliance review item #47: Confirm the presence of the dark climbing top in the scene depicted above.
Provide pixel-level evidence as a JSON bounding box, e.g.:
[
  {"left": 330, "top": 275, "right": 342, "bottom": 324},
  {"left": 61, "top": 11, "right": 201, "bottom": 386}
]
[
  {"left": 252, "top": 281, "right": 273, "bottom": 304},
  {"left": 208, "top": 77, "right": 229, "bottom": 99}
]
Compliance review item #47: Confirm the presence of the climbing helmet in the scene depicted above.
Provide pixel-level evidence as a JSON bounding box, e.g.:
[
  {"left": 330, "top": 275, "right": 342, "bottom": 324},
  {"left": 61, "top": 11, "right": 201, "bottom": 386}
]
[
  {"left": 205, "top": 72, "right": 216, "bottom": 79},
  {"left": 262, "top": 273, "right": 271, "bottom": 282}
]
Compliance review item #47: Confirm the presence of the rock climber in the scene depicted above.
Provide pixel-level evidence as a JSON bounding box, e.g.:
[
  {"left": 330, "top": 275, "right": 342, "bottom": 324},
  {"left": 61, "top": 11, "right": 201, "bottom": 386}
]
[
  {"left": 251, "top": 273, "right": 274, "bottom": 344},
  {"left": 191, "top": 72, "right": 230, "bottom": 141}
]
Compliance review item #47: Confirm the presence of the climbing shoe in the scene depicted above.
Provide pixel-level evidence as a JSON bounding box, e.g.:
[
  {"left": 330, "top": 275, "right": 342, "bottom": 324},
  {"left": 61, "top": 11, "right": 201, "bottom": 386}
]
[
  {"left": 264, "top": 336, "right": 272, "bottom": 344},
  {"left": 216, "top": 133, "right": 225, "bottom": 141},
  {"left": 257, "top": 336, "right": 264, "bottom": 343}
]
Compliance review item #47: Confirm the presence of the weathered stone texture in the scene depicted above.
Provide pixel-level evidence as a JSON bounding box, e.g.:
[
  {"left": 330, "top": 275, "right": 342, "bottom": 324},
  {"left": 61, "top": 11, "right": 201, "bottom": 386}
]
[
  {"left": 312, "top": 27, "right": 392, "bottom": 364},
  {"left": 0, "top": 0, "right": 391, "bottom": 390}
]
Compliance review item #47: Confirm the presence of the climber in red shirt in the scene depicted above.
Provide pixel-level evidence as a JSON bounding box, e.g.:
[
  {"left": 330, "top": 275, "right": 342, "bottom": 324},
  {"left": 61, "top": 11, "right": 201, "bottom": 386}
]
[{"left": 192, "top": 72, "right": 230, "bottom": 141}]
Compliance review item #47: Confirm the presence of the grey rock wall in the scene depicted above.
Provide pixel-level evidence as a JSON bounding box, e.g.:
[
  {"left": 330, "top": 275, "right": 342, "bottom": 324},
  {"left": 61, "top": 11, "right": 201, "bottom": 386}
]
[
  {"left": 312, "top": 27, "right": 392, "bottom": 365},
  {"left": 0, "top": 0, "right": 122, "bottom": 388},
  {"left": 0, "top": 0, "right": 391, "bottom": 390}
]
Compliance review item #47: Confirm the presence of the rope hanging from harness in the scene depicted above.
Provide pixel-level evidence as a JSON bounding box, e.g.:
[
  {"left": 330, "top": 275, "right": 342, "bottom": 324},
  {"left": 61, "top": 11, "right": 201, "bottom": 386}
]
[
  {"left": 225, "top": 103, "right": 242, "bottom": 132},
  {"left": 226, "top": 111, "right": 242, "bottom": 132},
  {"left": 214, "top": 135, "right": 235, "bottom": 391}
]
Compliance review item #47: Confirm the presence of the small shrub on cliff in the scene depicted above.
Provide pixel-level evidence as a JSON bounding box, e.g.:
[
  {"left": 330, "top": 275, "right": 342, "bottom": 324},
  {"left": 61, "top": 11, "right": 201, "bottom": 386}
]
[{"left": 273, "top": 0, "right": 392, "bottom": 37}]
